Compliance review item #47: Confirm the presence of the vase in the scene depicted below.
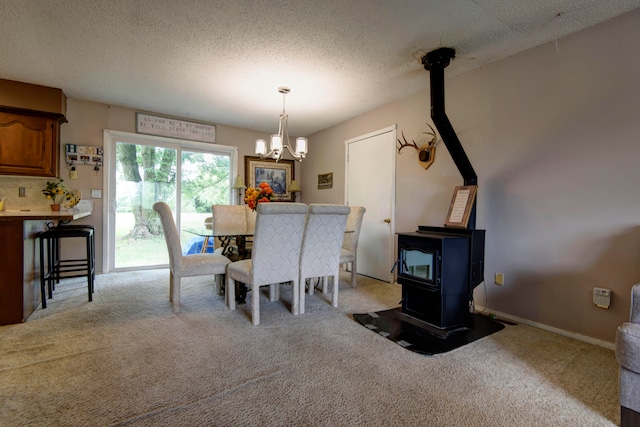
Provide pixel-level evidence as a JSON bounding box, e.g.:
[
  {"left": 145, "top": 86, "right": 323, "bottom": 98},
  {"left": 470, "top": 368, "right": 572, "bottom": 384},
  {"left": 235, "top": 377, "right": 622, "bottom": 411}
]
[{"left": 50, "top": 204, "right": 61, "bottom": 211}]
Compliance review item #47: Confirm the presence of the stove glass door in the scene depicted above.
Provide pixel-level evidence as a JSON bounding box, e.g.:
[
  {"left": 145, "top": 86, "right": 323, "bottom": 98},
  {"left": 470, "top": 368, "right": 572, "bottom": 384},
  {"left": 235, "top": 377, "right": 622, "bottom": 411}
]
[{"left": 400, "top": 248, "right": 434, "bottom": 282}]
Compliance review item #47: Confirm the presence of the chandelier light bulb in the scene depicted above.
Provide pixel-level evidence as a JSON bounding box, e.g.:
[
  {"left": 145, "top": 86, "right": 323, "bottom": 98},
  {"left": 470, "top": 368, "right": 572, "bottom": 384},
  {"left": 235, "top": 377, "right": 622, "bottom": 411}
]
[
  {"left": 255, "top": 139, "right": 267, "bottom": 156},
  {"left": 295, "top": 137, "right": 307, "bottom": 155},
  {"left": 270, "top": 134, "right": 283, "bottom": 152}
]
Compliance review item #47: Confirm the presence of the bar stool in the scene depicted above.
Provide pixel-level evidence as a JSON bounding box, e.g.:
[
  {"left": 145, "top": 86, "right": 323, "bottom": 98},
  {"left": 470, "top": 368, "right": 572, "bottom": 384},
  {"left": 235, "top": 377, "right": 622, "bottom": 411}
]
[
  {"left": 43, "top": 224, "right": 96, "bottom": 290},
  {"left": 57, "top": 224, "right": 95, "bottom": 283},
  {"left": 38, "top": 226, "right": 95, "bottom": 308}
]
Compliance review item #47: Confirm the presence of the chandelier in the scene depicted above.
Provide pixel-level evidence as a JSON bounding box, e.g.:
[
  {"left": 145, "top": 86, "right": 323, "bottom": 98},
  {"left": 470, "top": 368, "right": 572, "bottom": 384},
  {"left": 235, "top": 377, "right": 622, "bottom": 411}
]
[{"left": 255, "top": 86, "right": 308, "bottom": 162}]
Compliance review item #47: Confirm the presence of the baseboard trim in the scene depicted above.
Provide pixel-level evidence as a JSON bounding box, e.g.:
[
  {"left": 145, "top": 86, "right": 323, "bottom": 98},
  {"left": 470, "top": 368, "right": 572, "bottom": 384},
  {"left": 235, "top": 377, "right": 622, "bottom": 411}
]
[{"left": 473, "top": 305, "right": 615, "bottom": 350}]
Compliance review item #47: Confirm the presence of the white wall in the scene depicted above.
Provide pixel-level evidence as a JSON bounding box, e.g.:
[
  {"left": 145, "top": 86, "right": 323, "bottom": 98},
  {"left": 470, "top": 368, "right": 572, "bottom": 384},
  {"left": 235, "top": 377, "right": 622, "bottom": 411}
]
[{"left": 303, "top": 9, "right": 640, "bottom": 343}]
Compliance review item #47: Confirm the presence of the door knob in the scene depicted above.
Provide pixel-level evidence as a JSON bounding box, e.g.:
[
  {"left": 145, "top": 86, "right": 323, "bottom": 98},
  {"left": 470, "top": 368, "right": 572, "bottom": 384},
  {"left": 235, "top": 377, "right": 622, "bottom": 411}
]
[{"left": 384, "top": 218, "right": 391, "bottom": 223}]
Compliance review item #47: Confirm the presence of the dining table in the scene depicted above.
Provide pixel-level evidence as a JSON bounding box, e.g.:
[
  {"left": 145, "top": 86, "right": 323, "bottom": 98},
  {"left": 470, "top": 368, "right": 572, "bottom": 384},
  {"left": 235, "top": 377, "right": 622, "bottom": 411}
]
[
  {"left": 185, "top": 226, "right": 353, "bottom": 258},
  {"left": 184, "top": 228, "right": 253, "bottom": 258}
]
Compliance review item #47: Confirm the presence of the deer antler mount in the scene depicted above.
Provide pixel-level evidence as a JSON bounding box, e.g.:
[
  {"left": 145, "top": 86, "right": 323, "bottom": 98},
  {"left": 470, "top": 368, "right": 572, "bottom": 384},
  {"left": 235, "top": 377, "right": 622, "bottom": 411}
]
[{"left": 397, "top": 123, "right": 439, "bottom": 170}]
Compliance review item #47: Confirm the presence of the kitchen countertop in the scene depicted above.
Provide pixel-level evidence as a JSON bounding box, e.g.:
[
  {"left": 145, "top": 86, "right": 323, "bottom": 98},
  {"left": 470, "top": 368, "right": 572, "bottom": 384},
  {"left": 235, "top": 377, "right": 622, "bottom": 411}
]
[{"left": 0, "top": 208, "right": 92, "bottom": 221}]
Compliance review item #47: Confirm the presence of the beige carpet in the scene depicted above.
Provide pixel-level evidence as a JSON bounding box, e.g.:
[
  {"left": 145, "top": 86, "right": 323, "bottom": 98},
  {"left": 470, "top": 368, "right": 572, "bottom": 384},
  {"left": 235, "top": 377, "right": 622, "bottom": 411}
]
[{"left": 0, "top": 270, "right": 619, "bottom": 426}]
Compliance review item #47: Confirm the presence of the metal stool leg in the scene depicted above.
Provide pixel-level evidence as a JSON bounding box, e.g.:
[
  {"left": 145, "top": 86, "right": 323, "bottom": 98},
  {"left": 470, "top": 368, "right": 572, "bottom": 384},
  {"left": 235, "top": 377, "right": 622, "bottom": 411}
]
[
  {"left": 86, "top": 233, "right": 93, "bottom": 301},
  {"left": 39, "top": 235, "right": 47, "bottom": 309}
]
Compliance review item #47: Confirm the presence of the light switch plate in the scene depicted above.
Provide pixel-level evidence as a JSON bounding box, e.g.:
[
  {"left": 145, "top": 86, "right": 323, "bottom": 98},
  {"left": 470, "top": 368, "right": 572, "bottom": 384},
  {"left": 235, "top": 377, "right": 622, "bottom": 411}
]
[{"left": 91, "top": 189, "right": 102, "bottom": 199}]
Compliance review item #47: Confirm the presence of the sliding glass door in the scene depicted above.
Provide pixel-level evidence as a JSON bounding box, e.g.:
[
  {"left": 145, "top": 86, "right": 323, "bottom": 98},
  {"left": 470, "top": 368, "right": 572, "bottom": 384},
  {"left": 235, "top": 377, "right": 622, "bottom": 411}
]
[
  {"left": 114, "top": 142, "right": 177, "bottom": 268},
  {"left": 103, "top": 130, "right": 237, "bottom": 272},
  {"left": 178, "top": 149, "right": 232, "bottom": 259}
]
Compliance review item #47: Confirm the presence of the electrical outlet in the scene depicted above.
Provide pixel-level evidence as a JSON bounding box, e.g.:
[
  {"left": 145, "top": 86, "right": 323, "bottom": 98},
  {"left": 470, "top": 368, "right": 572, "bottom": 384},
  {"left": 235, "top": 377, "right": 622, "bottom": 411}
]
[
  {"left": 19, "top": 187, "right": 26, "bottom": 197},
  {"left": 495, "top": 273, "right": 504, "bottom": 286},
  {"left": 91, "top": 189, "right": 102, "bottom": 199}
]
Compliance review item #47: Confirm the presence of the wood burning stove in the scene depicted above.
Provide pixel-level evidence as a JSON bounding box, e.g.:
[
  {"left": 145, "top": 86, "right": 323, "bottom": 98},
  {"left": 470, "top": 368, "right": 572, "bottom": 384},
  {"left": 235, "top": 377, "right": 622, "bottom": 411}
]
[
  {"left": 395, "top": 47, "right": 486, "bottom": 337},
  {"left": 397, "top": 226, "right": 485, "bottom": 331}
]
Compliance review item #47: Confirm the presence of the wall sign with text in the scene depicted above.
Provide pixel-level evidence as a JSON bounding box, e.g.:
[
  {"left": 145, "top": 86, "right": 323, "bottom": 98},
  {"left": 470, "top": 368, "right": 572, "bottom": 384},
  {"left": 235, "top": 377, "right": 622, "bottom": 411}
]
[{"left": 136, "top": 113, "right": 216, "bottom": 143}]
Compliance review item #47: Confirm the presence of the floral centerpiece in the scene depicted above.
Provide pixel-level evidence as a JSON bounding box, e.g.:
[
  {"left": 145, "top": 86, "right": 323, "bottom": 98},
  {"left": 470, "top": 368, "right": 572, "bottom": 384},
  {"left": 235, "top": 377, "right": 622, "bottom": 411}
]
[
  {"left": 42, "top": 179, "right": 68, "bottom": 209},
  {"left": 244, "top": 181, "right": 274, "bottom": 211}
]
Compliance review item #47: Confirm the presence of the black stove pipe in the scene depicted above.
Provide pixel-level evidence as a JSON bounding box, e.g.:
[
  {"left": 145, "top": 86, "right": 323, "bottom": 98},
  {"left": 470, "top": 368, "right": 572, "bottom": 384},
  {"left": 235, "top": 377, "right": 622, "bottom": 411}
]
[{"left": 422, "top": 47, "right": 477, "bottom": 228}]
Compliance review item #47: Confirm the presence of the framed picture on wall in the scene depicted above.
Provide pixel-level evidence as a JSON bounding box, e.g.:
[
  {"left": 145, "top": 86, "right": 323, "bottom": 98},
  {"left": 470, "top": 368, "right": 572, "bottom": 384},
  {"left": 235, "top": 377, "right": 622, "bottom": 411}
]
[
  {"left": 318, "top": 172, "right": 333, "bottom": 189},
  {"left": 444, "top": 185, "right": 478, "bottom": 228},
  {"left": 244, "top": 156, "right": 295, "bottom": 202}
]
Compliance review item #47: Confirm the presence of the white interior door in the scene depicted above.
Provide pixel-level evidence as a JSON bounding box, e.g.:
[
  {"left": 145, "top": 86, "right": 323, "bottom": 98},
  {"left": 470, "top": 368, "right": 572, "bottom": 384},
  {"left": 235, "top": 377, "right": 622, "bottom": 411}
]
[{"left": 345, "top": 125, "right": 396, "bottom": 283}]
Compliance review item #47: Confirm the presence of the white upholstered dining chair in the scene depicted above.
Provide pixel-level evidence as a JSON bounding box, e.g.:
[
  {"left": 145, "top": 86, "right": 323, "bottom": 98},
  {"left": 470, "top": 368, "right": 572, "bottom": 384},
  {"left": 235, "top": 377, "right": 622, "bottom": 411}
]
[
  {"left": 211, "top": 204, "right": 247, "bottom": 256},
  {"left": 212, "top": 205, "right": 247, "bottom": 235},
  {"left": 299, "top": 204, "right": 350, "bottom": 314},
  {"left": 340, "top": 206, "right": 366, "bottom": 287},
  {"left": 153, "top": 202, "right": 231, "bottom": 313},
  {"left": 209, "top": 205, "right": 257, "bottom": 258},
  {"left": 226, "top": 203, "right": 307, "bottom": 325}
]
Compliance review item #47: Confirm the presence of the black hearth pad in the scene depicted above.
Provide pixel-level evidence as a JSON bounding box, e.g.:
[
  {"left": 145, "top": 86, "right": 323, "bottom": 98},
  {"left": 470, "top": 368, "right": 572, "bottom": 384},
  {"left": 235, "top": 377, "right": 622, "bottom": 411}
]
[{"left": 353, "top": 307, "right": 506, "bottom": 355}]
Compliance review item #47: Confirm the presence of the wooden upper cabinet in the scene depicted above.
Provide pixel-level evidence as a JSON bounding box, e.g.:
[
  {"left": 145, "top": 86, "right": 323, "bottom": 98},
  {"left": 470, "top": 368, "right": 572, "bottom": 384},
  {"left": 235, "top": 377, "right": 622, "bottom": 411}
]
[{"left": 0, "top": 108, "right": 66, "bottom": 177}]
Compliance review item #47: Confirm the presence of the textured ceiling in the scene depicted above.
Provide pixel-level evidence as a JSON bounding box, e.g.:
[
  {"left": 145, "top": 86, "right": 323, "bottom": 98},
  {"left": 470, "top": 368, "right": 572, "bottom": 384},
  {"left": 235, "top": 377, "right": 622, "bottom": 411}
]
[{"left": 1, "top": 0, "right": 639, "bottom": 136}]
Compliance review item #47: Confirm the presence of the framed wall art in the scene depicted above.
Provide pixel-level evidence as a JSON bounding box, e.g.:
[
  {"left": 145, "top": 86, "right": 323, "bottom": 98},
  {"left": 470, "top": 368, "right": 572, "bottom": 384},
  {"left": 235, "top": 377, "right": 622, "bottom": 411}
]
[
  {"left": 444, "top": 185, "right": 478, "bottom": 228},
  {"left": 317, "top": 172, "right": 333, "bottom": 189},
  {"left": 244, "top": 156, "right": 295, "bottom": 202}
]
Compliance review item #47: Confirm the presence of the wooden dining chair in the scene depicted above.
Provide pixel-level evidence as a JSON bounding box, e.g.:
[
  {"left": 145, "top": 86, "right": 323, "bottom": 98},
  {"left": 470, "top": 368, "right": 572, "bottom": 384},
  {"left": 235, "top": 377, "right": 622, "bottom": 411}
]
[
  {"left": 226, "top": 203, "right": 307, "bottom": 325},
  {"left": 340, "top": 206, "right": 366, "bottom": 287},
  {"left": 299, "top": 204, "right": 350, "bottom": 314},
  {"left": 153, "top": 202, "right": 231, "bottom": 313}
]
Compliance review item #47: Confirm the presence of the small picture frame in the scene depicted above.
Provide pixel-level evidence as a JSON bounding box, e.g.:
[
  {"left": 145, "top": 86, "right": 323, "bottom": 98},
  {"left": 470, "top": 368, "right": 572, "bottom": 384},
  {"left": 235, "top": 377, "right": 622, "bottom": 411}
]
[
  {"left": 445, "top": 185, "right": 478, "bottom": 228},
  {"left": 244, "top": 156, "right": 295, "bottom": 202},
  {"left": 318, "top": 172, "right": 333, "bottom": 189}
]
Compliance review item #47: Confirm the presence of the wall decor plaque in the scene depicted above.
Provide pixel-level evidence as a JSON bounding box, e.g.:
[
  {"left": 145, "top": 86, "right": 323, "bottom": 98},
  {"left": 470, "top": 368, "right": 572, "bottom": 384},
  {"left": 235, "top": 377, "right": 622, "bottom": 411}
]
[
  {"left": 317, "top": 172, "right": 333, "bottom": 189},
  {"left": 136, "top": 113, "right": 216, "bottom": 143}
]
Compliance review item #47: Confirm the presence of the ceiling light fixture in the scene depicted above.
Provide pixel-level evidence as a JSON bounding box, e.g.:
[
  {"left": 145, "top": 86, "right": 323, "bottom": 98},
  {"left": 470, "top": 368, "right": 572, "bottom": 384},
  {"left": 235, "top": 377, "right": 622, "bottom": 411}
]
[{"left": 255, "top": 86, "right": 307, "bottom": 162}]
